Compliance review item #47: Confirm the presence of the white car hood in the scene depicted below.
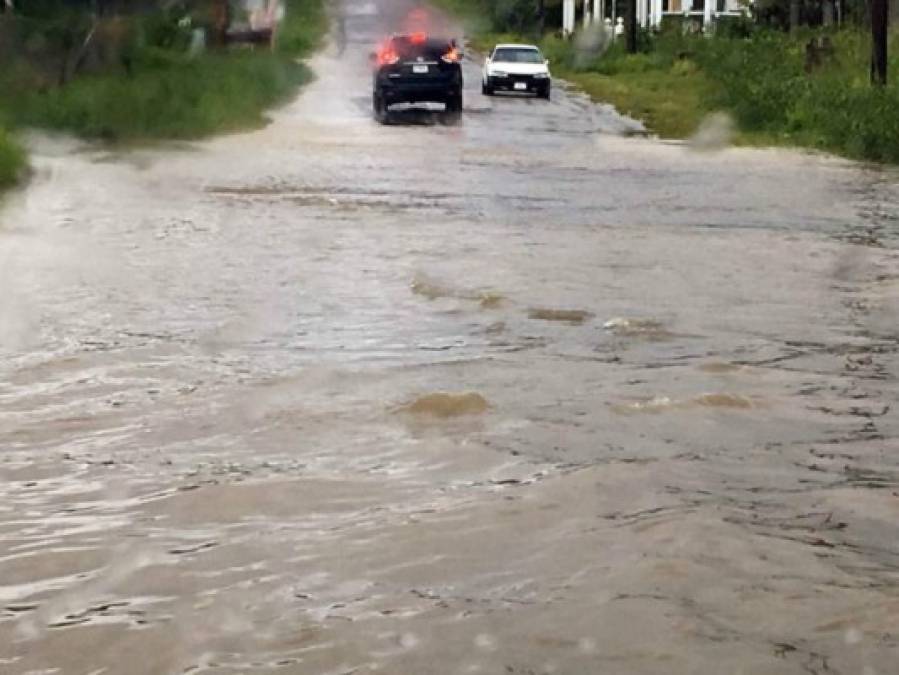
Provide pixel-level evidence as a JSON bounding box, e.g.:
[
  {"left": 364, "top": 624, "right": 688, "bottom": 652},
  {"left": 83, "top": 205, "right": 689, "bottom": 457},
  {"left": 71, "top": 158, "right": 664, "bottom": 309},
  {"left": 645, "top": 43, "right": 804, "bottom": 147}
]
[{"left": 487, "top": 62, "right": 549, "bottom": 76}]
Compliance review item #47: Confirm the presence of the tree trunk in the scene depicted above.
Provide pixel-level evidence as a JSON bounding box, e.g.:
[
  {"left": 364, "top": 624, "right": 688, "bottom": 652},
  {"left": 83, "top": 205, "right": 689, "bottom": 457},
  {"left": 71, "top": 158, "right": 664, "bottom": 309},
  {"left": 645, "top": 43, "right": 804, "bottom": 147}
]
[
  {"left": 537, "top": 0, "right": 545, "bottom": 34},
  {"left": 789, "top": 0, "right": 800, "bottom": 32},
  {"left": 823, "top": 0, "right": 834, "bottom": 26},
  {"left": 625, "top": 0, "right": 637, "bottom": 53},
  {"left": 871, "top": 0, "right": 888, "bottom": 85},
  {"left": 212, "top": 0, "right": 229, "bottom": 47}
]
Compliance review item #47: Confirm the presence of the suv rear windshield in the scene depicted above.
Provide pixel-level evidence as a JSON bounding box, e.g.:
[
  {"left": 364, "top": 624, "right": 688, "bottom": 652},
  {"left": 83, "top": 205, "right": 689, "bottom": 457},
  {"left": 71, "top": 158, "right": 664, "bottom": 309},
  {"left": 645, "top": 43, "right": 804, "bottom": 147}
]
[
  {"left": 492, "top": 47, "right": 543, "bottom": 64},
  {"left": 391, "top": 35, "right": 454, "bottom": 61}
]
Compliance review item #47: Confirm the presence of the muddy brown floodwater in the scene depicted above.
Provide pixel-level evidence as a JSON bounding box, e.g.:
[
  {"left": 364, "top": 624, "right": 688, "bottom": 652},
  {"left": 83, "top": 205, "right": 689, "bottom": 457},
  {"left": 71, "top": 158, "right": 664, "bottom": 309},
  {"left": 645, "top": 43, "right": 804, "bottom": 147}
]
[{"left": 2, "top": 2, "right": 899, "bottom": 674}]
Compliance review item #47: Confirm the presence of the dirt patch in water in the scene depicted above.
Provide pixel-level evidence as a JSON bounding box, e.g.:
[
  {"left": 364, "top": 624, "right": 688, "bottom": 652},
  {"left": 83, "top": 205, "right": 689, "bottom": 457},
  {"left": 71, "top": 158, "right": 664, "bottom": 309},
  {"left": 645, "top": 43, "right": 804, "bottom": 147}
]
[
  {"left": 395, "top": 392, "right": 491, "bottom": 418},
  {"left": 528, "top": 308, "right": 594, "bottom": 325},
  {"left": 411, "top": 274, "right": 504, "bottom": 309}
]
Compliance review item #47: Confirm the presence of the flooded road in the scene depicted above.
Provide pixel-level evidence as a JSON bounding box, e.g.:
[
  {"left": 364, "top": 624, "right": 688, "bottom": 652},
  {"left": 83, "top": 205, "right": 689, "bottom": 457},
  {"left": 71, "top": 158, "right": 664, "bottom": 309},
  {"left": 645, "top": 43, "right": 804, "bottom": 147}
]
[{"left": 2, "top": 2, "right": 899, "bottom": 673}]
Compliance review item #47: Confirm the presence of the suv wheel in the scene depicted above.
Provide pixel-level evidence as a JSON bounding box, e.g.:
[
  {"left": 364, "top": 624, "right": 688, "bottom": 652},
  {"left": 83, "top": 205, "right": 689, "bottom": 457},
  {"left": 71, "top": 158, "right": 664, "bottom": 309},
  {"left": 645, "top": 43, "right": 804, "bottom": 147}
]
[
  {"left": 441, "top": 92, "right": 463, "bottom": 124},
  {"left": 373, "top": 92, "right": 388, "bottom": 124},
  {"left": 482, "top": 80, "right": 493, "bottom": 96},
  {"left": 538, "top": 84, "right": 550, "bottom": 100}
]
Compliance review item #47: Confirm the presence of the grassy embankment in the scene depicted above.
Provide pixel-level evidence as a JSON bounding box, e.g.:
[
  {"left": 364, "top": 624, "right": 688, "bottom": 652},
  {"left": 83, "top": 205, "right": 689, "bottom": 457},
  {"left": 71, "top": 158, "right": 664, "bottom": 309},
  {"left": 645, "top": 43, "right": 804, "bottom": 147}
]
[
  {"left": 0, "top": 0, "right": 326, "bottom": 190},
  {"left": 435, "top": 0, "right": 899, "bottom": 162},
  {"left": 0, "top": 127, "right": 25, "bottom": 189}
]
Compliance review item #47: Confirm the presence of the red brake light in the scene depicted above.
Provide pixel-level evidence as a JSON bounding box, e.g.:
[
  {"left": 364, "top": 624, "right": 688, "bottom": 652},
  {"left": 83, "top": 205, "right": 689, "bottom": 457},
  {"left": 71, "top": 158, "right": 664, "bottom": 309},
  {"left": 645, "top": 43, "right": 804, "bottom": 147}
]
[
  {"left": 410, "top": 31, "right": 427, "bottom": 44},
  {"left": 377, "top": 43, "right": 399, "bottom": 66},
  {"left": 442, "top": 47, "right": 460, "bottom": 63}
]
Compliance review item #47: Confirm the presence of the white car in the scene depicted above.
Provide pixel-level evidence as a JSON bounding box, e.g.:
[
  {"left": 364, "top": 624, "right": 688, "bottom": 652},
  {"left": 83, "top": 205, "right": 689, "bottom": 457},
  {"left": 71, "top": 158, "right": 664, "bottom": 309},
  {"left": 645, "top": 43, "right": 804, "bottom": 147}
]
[{"left": 482, "top": 43, "right": 551, "bottom": 99}]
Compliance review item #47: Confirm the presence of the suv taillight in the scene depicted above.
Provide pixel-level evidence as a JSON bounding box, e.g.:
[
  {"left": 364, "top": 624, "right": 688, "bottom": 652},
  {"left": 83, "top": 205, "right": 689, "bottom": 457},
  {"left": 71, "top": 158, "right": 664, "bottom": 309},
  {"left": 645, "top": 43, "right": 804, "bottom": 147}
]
[
  {"left": 378, "top": 47, "right": 400, "bottom": 66},
  {"left": 441, "top": 47, "right": 460, "bottom": 63}
]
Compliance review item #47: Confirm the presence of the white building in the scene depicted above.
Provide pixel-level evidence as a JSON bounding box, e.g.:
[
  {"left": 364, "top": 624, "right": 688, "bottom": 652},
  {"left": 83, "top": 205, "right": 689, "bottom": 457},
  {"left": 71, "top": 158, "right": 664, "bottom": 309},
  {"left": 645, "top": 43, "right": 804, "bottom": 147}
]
[
  {"left": 562, "top": 0, "right": 747, "bottom": 34},
  {"left": 643, "top": 0, "right": 747, "bottom": 29}
]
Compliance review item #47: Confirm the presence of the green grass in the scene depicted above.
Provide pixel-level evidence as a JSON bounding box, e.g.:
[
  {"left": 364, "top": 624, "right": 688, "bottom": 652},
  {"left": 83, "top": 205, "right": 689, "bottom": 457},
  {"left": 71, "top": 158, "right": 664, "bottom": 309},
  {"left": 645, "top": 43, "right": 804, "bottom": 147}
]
[
  {"left": 276, "top": 0, "right": 328, "bottom": 58},
  {"left": 562, "top": 67, "right": 714, "bottom": 139},
  {"left": 5, "top": 52, "right": 312, "bottom": 140},
  {"left": 0, "top": 127, "right": 26, "bottom": 189},
  {"left": 0, "top": 0, "right": 326, "bottom": 143}
]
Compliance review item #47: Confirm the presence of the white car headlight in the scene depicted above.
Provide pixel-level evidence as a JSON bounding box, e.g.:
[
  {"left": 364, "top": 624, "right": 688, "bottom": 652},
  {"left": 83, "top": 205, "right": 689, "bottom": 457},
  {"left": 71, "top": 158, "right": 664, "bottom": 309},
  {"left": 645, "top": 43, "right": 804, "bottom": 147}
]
[
  {"left": 490, "top": 70, "right": 508, "bottom": 78},
  {"left": 533, "top": 71, "right": 549, "bottom": 79}
]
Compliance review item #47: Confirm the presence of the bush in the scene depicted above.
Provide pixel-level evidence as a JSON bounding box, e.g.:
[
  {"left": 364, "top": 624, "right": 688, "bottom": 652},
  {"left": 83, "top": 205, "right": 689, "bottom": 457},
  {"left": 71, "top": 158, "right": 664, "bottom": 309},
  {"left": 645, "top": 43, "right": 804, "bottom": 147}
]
[
  {"left": 695, "top": 31, "right": 807, "bottom": 132},
  {"left": 0, "top": 127, "right": 26, "bottom": 188},
  {"left": 695, "top": 28, "right": 899, "bottom": 161},
  {"left": 490, "top": 0, "right": 540, "bottom": 34},
  {"left": 787, "top": 75, "right": 899, "bottom": 162},
  {"left": 277, "top": 0, "right": 328, "bottom": 57},
  {"left": 714, "top": 15, "right": 758, "bottom": 39},
  {"left": 540, "top": 34, "right": 577, "bottom": 68}
]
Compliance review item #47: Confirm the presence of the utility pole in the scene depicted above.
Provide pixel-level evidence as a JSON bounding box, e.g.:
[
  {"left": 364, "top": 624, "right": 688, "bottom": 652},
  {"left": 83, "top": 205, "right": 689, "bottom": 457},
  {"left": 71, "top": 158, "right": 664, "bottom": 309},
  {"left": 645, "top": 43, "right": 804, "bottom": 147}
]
[
  {"left": 212, "top": 0, "right": 230, "bottom": 47},
  {"left": 563, "top": 0, "right": 575, "bottom": 35},
  {"left": 625, "top": 0, "right": 637, "bottom": 53},
  {"left": 871, "top": 0, "right": 888, "bottom": 85}
]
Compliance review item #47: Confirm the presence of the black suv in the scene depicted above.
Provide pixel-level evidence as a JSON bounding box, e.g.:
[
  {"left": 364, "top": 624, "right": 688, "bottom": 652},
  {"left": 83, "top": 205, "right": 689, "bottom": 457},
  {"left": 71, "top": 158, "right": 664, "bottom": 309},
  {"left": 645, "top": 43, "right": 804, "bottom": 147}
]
[{"left": 372, "top": 33, "right": 463, "bottom": 123}]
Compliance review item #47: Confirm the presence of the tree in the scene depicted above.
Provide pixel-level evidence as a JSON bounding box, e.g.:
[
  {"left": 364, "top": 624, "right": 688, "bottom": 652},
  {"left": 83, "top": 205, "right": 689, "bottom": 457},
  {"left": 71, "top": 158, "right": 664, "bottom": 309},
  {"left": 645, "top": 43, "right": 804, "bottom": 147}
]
[
  {"left": 210, "top": 0, "right": 229, "bottom": 46},
  {"left": 625, "top": 0, "right": 636, "bottom": 53},
  {"left": 789, "top": 0, "right": 799, "bottom": 31},
  {"left": 871, "top": 0, "right": 888, "bottom": 85}
]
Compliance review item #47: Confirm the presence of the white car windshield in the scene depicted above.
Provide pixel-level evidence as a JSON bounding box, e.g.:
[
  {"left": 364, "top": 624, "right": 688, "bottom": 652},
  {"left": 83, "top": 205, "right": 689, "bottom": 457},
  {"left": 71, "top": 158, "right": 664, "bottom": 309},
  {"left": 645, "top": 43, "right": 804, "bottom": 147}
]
[{"left": 492, "top": 47, "right": 544, "bottom": 64}]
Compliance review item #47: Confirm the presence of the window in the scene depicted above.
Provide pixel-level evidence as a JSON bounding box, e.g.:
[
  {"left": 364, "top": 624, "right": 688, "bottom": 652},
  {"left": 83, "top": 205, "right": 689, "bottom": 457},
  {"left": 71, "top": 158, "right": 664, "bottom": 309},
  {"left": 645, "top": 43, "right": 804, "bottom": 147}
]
[{"left": 492, "top": 48, "right": 544, "bottom": 64}]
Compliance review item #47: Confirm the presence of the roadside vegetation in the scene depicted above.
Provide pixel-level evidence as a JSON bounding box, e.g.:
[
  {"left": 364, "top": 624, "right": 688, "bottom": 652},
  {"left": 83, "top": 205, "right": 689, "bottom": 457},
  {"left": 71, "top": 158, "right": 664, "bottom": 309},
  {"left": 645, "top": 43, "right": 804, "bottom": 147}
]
[
  {"left": 0, "top": 127, "right": 26, "bottom": 189},
  {"left": 435, "top": 0, "right": 899, "bottom": 163},
  {"left": 0, "top": 0, "right": 325, "bottom": 190}
]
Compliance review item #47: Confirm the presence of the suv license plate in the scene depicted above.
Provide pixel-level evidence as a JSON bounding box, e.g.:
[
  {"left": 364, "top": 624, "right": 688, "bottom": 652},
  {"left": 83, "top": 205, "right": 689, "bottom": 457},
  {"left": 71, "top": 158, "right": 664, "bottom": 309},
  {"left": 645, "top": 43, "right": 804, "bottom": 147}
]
[
  {"left": 514, "top": 82, "right": 527, "bottom": 90},
  {"left": 412, "top": 64, "right": 429, "bottom": 74}
]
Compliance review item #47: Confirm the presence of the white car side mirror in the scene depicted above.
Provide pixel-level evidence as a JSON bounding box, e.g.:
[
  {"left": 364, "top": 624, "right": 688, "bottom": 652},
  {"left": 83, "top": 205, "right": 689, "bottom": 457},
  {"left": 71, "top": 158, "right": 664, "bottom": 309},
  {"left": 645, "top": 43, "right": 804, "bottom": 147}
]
[{"left": 545, "top": 59, "right": 550, "bottom": 65}]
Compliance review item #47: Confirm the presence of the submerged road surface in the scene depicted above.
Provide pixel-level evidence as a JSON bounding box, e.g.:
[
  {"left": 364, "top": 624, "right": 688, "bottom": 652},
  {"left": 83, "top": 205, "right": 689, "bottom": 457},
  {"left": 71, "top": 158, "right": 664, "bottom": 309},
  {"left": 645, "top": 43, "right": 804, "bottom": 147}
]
[{"left": 2, "top": 2, "right": 899, "bottom": 673}]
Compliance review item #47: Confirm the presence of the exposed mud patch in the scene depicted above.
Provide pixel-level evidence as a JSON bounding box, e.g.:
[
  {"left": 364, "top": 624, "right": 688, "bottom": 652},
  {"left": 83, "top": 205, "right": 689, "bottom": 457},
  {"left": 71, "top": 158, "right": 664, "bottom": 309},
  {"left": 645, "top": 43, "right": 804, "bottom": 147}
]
[
  {"left": 411, "top": 274, "right": 504, "bottom": 309},
  {"left": 395, "top": 392, "right": 490, "bottom": 418},
  {"left": 528, "top": 308, "right": 593, "bottom": 325}
]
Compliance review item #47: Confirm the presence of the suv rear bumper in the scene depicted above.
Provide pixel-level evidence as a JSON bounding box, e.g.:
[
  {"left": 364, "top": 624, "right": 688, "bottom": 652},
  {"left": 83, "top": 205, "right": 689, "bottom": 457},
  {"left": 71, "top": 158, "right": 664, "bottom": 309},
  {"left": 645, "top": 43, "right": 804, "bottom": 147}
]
[
  {"left": 377, "top": 82, "right": 461, "bottom": 104},
  {"left": 375, "top": 73, "right": 462, "bottom": 104}
]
